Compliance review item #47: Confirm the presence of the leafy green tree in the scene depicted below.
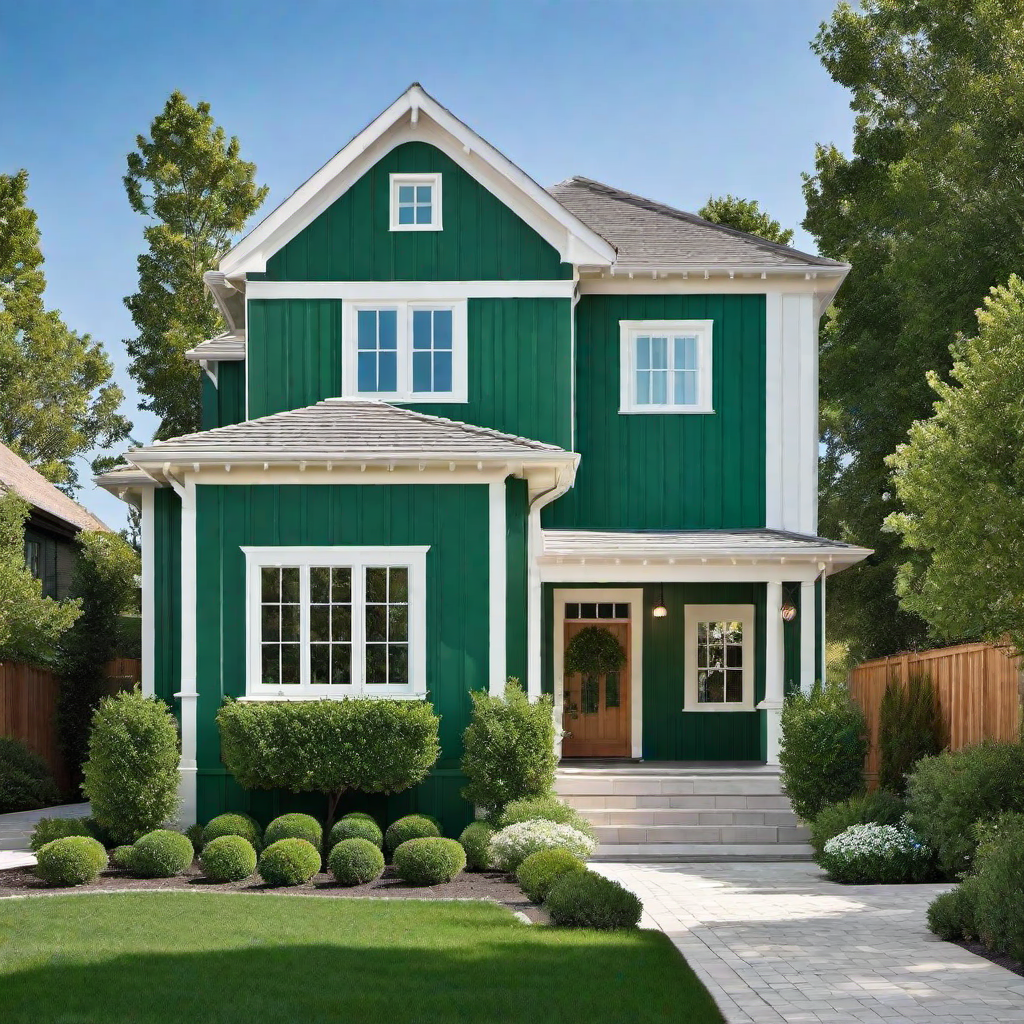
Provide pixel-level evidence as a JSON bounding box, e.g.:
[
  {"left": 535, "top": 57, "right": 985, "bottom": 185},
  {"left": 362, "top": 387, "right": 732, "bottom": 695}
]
[
  {"left": 0, "top": 492, "right": 80, "bottom": 664},
  {"left": 124, "top": 91, "right": 268, "bottom": 439},
  {"left": 698, "top": 195, "right": 794, "bottom": 245},
  {"left": 802, "top": 0, "right": 1024, "bottom": 658},
  {"left": 887, "top": 276, "right": 1024, "bottom": 653},
  {"left": 0, "top": 171, "right": 130, "bottom": 491}
]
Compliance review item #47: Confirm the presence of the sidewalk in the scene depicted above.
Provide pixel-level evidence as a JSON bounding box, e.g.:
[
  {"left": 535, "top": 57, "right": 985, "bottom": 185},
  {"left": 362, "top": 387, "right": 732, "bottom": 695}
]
[{"left": 0, "top": 802, "right": 89, "bottom": 869}]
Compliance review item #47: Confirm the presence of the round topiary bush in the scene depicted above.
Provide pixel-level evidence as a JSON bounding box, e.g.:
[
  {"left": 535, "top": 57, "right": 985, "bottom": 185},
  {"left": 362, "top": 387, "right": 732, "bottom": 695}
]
[
  {"left": 328, "top": 815, "right": 384, "bottom": 851},
  {"left": 459, "top": 821, "right": 495, "bottom": 871},
  {"left": 34, "top": 836, "right": 108, "bottom": 887},
  {"left": 393, "top": 837, "right": 466, "bottom": 885},
  {"left": 203, "top": 813, "right": 262, "bottom": 852},
  {"left": 263, "top": 813, "right": 323, "bottom": 850},
  {"left": 110, "top": 845, "right": 135, "bottom": 869},
  {"left": 496, "top": 795, "right": 596, "bottom": 841},
  {"left": 258, "top": 838, "right": 321, "bottom": 886},
  {"left": 129, "top": 829, "right": 195, "bottom": 878},
  {"left": 201, "top": 834, "right": 258, "bottom": 882},
  {"left": 489, "top": 820, "right": 595, "bottom": 873},
  {"left": 927, "top": 881, "right": 979, "bottom": 942},
  {"left": 385, "top": 814, "right": 441, "bottom": 856},
  {"left": 329, "top": 838, "right": 386, "bottom": 886},
  {"left": 30, "top": 816, "right": 97, "bottom": 852},
  {"left": 544, "top": 870, "right": 643, "bottom": 930},
  {"left": 516, "top": 848, "right": 587, "bottom": 903}
]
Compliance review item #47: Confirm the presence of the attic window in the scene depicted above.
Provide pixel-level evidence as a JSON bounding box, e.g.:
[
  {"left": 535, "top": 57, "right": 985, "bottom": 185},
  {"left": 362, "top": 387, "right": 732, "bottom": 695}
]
[{"left": 390, "top": 173, "right": 442, "bottom": 231}]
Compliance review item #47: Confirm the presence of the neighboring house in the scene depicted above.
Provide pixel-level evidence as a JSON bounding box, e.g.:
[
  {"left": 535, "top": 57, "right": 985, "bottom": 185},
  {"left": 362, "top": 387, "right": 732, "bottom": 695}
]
[
  {"left": 98, "top": 85, "right": 870, "bottom": 831},
  {"left": 1, "top": 442, "right": 109, "bottom": 599}
]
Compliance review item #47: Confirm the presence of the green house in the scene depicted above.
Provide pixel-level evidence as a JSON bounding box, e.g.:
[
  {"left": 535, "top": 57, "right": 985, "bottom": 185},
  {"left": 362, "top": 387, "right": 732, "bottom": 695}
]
[{"left": 99, "top": 85, "right": 869, "bottom": 836}]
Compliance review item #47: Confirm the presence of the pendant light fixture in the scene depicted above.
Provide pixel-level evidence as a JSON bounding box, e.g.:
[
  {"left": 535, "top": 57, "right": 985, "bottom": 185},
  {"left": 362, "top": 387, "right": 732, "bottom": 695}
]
[{"left": 652, "top": 582, "right": 668, "bottom": 618}]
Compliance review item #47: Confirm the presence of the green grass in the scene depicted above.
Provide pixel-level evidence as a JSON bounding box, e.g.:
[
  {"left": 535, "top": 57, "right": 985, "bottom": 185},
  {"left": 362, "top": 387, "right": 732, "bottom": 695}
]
[{"left": 0, "top": 893, "right": 723, "bottom": 1023}]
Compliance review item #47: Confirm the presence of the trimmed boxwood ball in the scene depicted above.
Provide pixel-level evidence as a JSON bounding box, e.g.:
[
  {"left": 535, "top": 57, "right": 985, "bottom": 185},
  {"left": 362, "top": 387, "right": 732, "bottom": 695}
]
[
  {"left": 393, "top": 837, "right": 466, "bottom": 885},
  {"left": 544, "top": 870, "right": 643, "bottom": 930},
  {"left": 329, "top": 815, "right": 383, "bottom": 850},
  {"left": 30, "top": 816, "right": 96, "bottom": 852},
  {"left": 129, "top": 829, "right": 195, "bottom": 878},
  {"left": 258, "top": 838, "right": 321, "bottom": 886},
  {"left": 459, "top": 821, "right": 495, "bottom": 871},
  {"left": 263, "top": 813, "right": 323, "bottom": 850},
  {"left": 329, "top": 838, "right": 386, "bottom": 886},
  {"left": 385, "top": 814, "right": 441, "bottom": 856},
  {"left": 110, "top": 845, "right": 135, "bottom": 869},
  {"left": 516, "top": 848, "right": 586, "bottom": 903},
  {"left": 203, "top": 813, "right": 262, "bottom": 852},
  {"left": 201, "top": 835, "right": 258, "bottom": 882},
  {"left": 34, "top": 836, "right": 108, "bottom": 887}
]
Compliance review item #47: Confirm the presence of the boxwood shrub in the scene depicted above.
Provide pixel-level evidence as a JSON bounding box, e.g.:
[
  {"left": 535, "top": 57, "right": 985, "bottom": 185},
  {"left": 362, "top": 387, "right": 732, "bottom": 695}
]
[
  {"left": 496, "top": 794, "right": 596, "bottom": 841},
  {"left": 516, "top": 848, "right": 587, "bottom": 903},
  {"left": 385, "top": 814, "right": 441, "bottom": 856},
  {"left": 329, "top": 837, "right": 386, "bottom": 886},
  {"left": 969, "top": 812, "right": 1024, "bottom": 960},
  {"left": 458, "top": 821, "right": 494, "bottom": 871},
  {"left": 201, "top": 835, "right": 258, "bottom": 882},
  {"left": 258, "top": 838, "right": 321, "bottom": 886},
  {"left": 34, "top": 836, "right": 108, "bottom": 887},
  {"left": 110, "top": 844, "right": 135, "bottom": 869},
  {"left": 202, "top": 813, "right": 262, "bottom": 852},
  {"left": 810, "top": 790, "right": 907, "bottom": 859},
  {"left": 544, "top": 870, "right": 643, "bottom": 930},
  {"left": 927, "top": 880, "right": 979, "bottom": 942},
  {"left": 129, "top": 829, "right": 195, "bottom": 878},
  {"left": 264, "top": 813, "right": 322, "bottom": 850},
  {"left": 185, "top": 823, "right": 205, "bottom": 855},
  {"left": 393, "top": 837, "right": 466, "bottom": 885},
  {"left": 328, "top": 815, "right": 383, "bottom": 850},
  {"left": 30, "top": 816, "right": 96, "bottom": 852},
  {"left": 0, "top": 736, "right": 61, "bottom": 813}
]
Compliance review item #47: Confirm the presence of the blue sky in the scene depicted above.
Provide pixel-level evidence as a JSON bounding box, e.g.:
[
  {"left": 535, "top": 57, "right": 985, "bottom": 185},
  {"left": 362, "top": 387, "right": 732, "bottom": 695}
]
[{"left": 0, "top": 0, "right": 853, "bottom": 530}]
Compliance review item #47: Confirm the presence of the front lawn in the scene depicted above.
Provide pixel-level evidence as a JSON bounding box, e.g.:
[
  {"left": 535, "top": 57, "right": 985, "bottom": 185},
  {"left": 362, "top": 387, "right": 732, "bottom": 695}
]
[{"left": 0, "top": 892, "right": 723, "bottom": 1023}]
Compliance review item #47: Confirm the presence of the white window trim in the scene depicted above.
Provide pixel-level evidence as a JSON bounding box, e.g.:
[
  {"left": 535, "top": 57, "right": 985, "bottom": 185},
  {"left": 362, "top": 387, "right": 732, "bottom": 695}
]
[
  {"left": 389, "top": 172, "right": 442, "bottom": 231},
  {"left": 342, "top": 299, "right": 468, "bottom": 403},
  {"left": 243, "top": 545, "right": 428, "bottom": 700},
  {"left": 619, "top": 319, "right": 714, "bottom": 414},
  {"left": 683, "top": 603, "right": 755, "bottom": 712}
]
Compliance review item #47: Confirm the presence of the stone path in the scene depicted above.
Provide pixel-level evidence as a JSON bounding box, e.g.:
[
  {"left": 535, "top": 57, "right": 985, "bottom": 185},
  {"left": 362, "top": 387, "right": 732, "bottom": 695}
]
[
  {"left": 596, "top": 861, "right": 1024, "bottom": 1024},
  {"left": 0, "top": 802, "right": 89, "bottom": 869}
]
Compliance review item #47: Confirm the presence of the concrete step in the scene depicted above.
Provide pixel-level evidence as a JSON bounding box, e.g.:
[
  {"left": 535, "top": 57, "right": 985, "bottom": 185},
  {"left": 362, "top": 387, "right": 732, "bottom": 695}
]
[
  {"left": 590, "top": 843, "right": 813, "bottom": 862},
  {"left": 592, "top": 823, "right": 810, "bottom": 845},
  {"left": 582, "top": 807, "right": 801, "bottom": 827},
  {"left": 561, "top": 792, "right": 794, "bottom": 811},
  {"left": 555, "top": 774, "right": 786, "bottom": 798}
]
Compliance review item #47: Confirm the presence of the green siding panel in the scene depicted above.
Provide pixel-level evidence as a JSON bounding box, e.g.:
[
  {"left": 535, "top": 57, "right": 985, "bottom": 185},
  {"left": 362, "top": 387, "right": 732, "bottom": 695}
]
[
  {"left": 266, "top": 142, "right": 571, "bottom": 282},
  {"left": 505, "top": 477, "right": 529, "bottom": 685},
  {"left": 783, "top": 583, "right": 801, "bottom": 696},
  {"left": 546, "top": 293, "right": 767, "bottom": 530},
  {"left": 153, "top": 488, "right": 181, "bottom": 706},
  {"left": 815, "top": 577, "right": 824, "bottom": 682},
  {"left": 202, "top": 362, "right": 246, "bottom": 429}
]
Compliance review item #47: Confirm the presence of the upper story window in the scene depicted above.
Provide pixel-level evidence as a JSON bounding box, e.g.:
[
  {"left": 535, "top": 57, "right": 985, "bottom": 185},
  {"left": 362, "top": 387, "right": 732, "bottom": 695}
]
[
  {"left": 344, "top": 300, "right": 467, "bottom": 403},
  {"left": 390, "top": 173, "right": 442, "bottom": 231},
  {"left": 244, "top": 546, "right": 428, "bottom": 699},
  {"left": 683, "top": 604, "right": 755, "bottom": 712},
  {"left": 619, "top": 320, "right": 714, "bottom": 414}
]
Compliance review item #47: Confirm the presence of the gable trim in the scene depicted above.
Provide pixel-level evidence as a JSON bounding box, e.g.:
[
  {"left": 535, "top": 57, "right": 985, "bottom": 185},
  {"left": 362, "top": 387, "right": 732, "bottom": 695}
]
[{"left": 245, "top": 279, "right": 576, "bottom": 300}]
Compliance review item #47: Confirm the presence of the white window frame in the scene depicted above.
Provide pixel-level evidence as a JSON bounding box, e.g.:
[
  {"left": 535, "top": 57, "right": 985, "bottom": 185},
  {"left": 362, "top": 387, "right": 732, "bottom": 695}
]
[
  {"left": 389, "top": 172, "right": 442, "bottom": 231},
  {"left": 619, "top": 319, "right": 714, "bottom": 414},
  {"left": 243, "top": 545, "right": 428, "bottom": 700},
  {"left": 683, "top": 604, "right": 755, "bottom": 712},
  {"left": 342, "top": 300, "right": 468, "bottom": 403}
]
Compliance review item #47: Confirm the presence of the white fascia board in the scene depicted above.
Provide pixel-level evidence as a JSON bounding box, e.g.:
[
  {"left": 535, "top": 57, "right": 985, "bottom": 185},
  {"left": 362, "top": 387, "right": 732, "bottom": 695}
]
[
  {"left": 605, "top": 263, "right": 850, "bottom": 280},
  {"left": 579, "top": 274, "right": 848, "bottom": 298},
  {"left": 218, "top": 84, "right": 615, "bottom": 277},
  {"left": 245, "top": 279, "right": 576, "bottom": 300},
  {"left": 540, "top": 563, "right": 825, "bottom": 585}
]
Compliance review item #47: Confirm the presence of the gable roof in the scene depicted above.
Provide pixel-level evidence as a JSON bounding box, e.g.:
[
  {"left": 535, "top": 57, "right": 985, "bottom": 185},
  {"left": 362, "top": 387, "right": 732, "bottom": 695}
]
[
  {"left": 548, "top": 176, "right": 845, "bottom": 273},
  {"left": 0, "top": 442, "right": 109, "bottom": 532}
]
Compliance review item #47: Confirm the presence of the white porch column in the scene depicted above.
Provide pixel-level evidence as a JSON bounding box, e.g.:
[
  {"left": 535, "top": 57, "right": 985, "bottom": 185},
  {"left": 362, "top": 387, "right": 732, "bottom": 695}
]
[
  {"left": 174, "top": 477, "right": 198, "bottom": 826},
  {"left": 488, "top": 480, "right": 507, "bottom": 696},
  {"left": 758, "top": 580, "right": 786, "bottom": 764},
  {"left": 526, "top": 506, "right": 543, "bottom": 701},
  {"left": 140, "top": 487, "right": 155, "bottom": 698},
  {"left": 800, "top": 579, "right": 816, "bottom": 693}
]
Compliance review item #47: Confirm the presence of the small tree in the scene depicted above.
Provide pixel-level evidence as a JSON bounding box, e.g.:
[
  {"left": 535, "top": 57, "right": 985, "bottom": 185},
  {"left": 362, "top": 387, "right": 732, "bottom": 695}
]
[
  {"left": 878, "top": 674, "right": 946, "bottom": 795},
  {"left": 217, "top": 698, "right": 440, "bottom": 834},
  {"left": 83, "top": 691, "right": 181, "bottom": 844},
  {"left": 698, "top": 195, "right": 794, "bottom": 245},
  {"left": 461, "top": 678, "right": 556, "bottom": 815}
]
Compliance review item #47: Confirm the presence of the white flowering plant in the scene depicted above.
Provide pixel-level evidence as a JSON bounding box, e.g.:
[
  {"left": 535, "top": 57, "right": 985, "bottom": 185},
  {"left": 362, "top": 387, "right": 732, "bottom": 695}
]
[
  {"left": 819, "top": 821, "right": 934, "bottom": 883},
  {"left": 488, "top": 820, "right": 595, "bottom": 872}
]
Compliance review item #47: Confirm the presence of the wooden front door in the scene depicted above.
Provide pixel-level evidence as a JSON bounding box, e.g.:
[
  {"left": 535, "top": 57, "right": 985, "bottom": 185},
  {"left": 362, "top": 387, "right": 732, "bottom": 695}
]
[{"left": 561, "top": 619, "right": 631, "bottom": 757}]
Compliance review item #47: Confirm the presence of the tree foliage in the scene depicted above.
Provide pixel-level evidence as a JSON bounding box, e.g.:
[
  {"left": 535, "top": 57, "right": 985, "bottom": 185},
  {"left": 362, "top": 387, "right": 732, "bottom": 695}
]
[
  {"left": 802, "top": 0, "right": 1024, "bottom": 657},
  {"left": 0, "top": 492, "right": 80, "bottom": 664},
  {"left": 886, "top": 277, "right": 1024, "bottom": 652},
  {"left": 123, "top": 91, "right": 268, "bottom": 438},
  {"left": 698, "top": 195, "right": 794, "bottom": 245},
  {"left": 877, "top": 674, "right": 945, "bottom": 794},
  {"left": 0, "top": 171, "right": 130, "bottom": 490}
]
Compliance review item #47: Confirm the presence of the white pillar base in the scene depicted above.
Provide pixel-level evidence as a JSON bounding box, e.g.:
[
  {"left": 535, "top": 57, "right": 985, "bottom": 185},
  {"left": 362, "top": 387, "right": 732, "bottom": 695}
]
[
  {"left": 757, "top": 698, "right": 785, "bottom": 765},
  {"left": 176, "top": 762, "right": 198, "bottom": 826}
]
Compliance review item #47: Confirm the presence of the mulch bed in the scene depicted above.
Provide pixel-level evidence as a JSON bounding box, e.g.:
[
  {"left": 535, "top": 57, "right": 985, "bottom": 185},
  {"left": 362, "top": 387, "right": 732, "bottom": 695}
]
[
  {"left": 0, "top": 860, "right": 544, "bottom": 918},
  {"left": 955, "top": 939, "right": 1024, "bottom": 979}
]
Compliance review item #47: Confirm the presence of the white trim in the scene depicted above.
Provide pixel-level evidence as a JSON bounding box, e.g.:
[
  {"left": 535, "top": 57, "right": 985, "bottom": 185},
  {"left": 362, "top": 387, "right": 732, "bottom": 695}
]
[
  {"left": 527, "top": 506, "right": 543, "bottom": 700},
  {"left": 245, "top": 279, "right": 577, "bottom": 301},
  {"left": 140, "top": 487, "right": 155, "bottom": 698},
  {"left": 758, "top": 580, "right": 786, "bottom": 764},
  {"left": 553, "top": 588, "right": 644, "bottom": 759},
  {"left": 578, "top": 274, "right": 848, "bottom": 296},
  {"left": 618, "top": 320, "right": 714, "bottom": 415},
  {"left": 175, "top": 477, "right": 198, "bottom": 826},
  {"left": 765, "top": 291, "right": 783, "bottom": 530},
  {"left": 819, "top": 573, "right": 827, "bottom": 685},
  {"left": 242, "top": 545, "right": 428, "bottom": 699},
  {"left": 342, "top": 300, "right": 468, "bottom": 403},
  {"left": 540, "top": 562, "right": 838, "bottom": 585},
  {"left": 799, "top": 579, "right": 816, "bottom": 694},
  {"left": 683, "top": 604, "right": 756, "bottom": 713},
  {"left": 389, "top": 172, "right": 442, "bottom": 231},
  {"left": 488, "top": 480, "right": 507, "bottom": 695}
]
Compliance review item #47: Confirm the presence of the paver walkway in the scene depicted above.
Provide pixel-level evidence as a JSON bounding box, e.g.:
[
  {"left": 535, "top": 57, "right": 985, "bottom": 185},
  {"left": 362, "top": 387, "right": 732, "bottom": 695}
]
[
  {"left": 0, "top": 802, "right": 89, "bottom": 869},
  {"left": 596, "top": 861, "right": 1024, "bottom": 1024}
]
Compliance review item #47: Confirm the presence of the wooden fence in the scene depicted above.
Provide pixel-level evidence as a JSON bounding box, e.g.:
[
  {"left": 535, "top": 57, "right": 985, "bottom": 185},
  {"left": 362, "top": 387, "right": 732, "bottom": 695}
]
[
  {"left": 848, "top": 642, "right": 1023, "bottom": 783},
  {"left": 0, "top": 659, "right": 142, "bottom": 794}
]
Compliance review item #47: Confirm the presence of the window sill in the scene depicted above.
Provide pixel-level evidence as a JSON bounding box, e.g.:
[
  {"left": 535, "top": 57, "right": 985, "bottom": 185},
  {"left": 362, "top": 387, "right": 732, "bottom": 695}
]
[
  {"left": 682, "top": 703, "right": 755, "bottom": 713},
  {"left": 619, "top": 406, "right": 715, "bottom": 416},
  {"left": 238, "top": 692, "right": 428, "bottom": 702},
  {"left": 343, "top": 393, "right": 468, "bottom": 405}
]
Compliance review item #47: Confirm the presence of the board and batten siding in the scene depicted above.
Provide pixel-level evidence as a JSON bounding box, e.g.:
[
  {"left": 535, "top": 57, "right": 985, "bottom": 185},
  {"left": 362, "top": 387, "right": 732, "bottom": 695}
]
[
  {"left": 201, "top": 362, "right": 246, "bottom": 430},
  {"left": 545, "top": 293, "right": 767, "bottom": 530},
  {"left": 265, "top": 141, "right": 571, "bottom": 282},
  {"left": 153, "top": 487, "right": 182, "bottom": 707}
]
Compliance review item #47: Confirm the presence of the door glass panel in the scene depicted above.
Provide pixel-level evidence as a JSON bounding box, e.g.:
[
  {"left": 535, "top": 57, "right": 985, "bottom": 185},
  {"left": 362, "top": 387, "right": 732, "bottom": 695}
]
[{"left": 605, "top": 671, "right": 620, "bottom": 709}]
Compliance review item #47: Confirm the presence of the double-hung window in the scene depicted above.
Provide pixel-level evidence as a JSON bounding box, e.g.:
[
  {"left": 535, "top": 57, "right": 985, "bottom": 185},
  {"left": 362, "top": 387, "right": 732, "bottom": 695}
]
[
  {"left": 390, "top": 173, "right": 442, "bottom": 231},
  {"left": 345, "top": 300, "right": 467, "bottom": 402},
  {"left": 683, "top": 604, "right": 755, "bottom": 711},
  {"left": 244, "top": 546, "right": 428, "bottom": 699},
  {"left": 619, "top": 320, "right": 713, "bottom": 413}
]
